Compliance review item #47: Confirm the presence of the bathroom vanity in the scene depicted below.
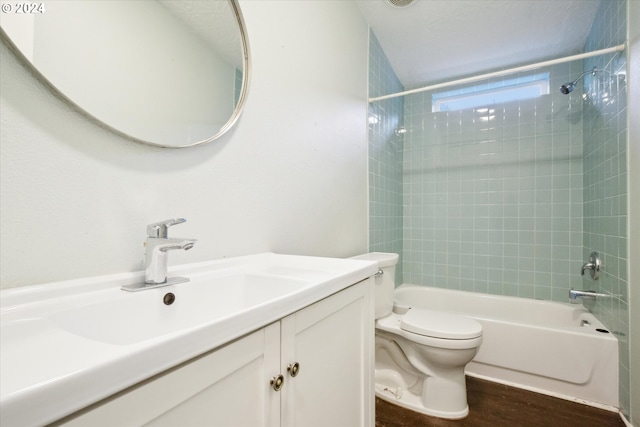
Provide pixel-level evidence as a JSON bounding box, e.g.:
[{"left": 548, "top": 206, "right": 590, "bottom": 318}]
[{"left": 0, "top": 253, "right": 377, "bottom": 426}]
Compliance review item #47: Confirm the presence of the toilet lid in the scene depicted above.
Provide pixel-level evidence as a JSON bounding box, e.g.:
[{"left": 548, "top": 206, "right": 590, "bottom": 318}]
[{"left": 400, "top": 309, "right": 482, "bottom": 339}]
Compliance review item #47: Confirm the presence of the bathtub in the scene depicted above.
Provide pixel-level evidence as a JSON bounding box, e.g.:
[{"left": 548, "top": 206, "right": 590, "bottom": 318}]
[{"left": 393, "top": 285, "right": 619, "bottom": 409}]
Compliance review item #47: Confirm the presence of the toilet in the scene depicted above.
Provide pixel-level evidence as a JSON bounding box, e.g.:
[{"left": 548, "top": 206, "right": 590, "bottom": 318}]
[{"left": 351, "top": 252, "right": 483, "bottom": 419}]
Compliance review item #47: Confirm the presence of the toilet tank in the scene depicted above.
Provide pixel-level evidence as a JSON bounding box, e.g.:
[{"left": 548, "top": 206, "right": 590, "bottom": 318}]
[{"left": 350, "top": 252, "right": 399, "bottom": 319}]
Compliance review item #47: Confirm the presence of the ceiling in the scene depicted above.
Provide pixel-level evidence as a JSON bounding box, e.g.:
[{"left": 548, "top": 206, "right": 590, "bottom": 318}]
[{"left": 355, "top": 0, "right": 602, "bottom": 89}]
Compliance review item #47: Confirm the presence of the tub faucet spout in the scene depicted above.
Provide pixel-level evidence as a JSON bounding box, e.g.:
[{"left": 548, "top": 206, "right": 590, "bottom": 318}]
[{"left": 569, "top": 288, "right": 608, "bottom": 303}]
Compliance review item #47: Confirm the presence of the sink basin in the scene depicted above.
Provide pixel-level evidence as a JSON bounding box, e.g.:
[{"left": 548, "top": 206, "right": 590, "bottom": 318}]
[
  {"left": 0, "top": 252, "right": 378, "bottom": 427},
  {"left": 48, "top": 273, "right": 311, "bottom": 345}
]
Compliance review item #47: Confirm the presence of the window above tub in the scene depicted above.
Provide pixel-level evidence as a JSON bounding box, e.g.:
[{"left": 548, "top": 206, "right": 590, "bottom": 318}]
[{"left": 432, "top": 72, "right": 550, "bottom": 112}]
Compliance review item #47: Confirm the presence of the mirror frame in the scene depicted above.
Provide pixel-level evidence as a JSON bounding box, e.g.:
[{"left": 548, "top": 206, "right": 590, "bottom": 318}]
[{"left": 0, "top": 0, "right": 251, "bottom": 149}]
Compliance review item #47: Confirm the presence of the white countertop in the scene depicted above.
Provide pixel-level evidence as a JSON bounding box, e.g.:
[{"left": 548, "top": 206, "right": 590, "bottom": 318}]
[{"left": 0, "top": 253, "right": 377, "bottom": 426}]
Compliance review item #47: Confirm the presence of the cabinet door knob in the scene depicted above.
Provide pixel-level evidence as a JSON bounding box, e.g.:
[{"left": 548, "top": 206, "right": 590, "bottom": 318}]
[
  {"left": 270, "top": 374, "right": 284, "bottom": 391},
  {"left": 287, "top": 362, "right": 300, "bottom": 377}
]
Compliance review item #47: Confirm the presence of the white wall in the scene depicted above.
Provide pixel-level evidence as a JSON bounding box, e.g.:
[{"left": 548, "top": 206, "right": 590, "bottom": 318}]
[
  {"left": 0, "top": 7, "right": 35, "bottom": 60},
  {"left": 0, "top": 0, "right": 369, "bottom": 289}
]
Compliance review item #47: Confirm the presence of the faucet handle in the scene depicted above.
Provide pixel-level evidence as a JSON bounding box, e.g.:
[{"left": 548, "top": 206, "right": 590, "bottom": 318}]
[
  {"left": 580, "top": 251, "right": 601, "bottom": 280},
  {"left": 147, "top": 218, "right": 187, "bottom": 238}
]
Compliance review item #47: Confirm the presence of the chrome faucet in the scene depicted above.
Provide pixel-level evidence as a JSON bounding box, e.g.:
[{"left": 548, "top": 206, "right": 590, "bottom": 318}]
[
  {"left": 569, "top": 288, "right": 609, "bottom": 303},
  {"left": 122, "top": 218, "right": 196, "bottom": 292},
  {"left": 580, "top": 251, "right": 601, "bottom": 280}
]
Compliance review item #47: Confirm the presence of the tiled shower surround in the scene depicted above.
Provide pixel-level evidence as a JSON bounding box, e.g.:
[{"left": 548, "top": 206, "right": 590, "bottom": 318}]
[
  {"left": 402, "top": 63, "right": 585, "bottom": 301},
  {"left": 367, "top": 0, "right": 629, "bottom": 416},
  {"left": 368, "top": 32, "right": 403, "bottom": 283},
  {"left": 582, "top": 0, "right": 629, "bottom": 417}
]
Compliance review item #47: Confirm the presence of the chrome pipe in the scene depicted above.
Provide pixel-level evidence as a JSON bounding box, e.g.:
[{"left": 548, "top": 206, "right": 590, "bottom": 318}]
[{"left": 569, "top": 288, "right": 609, "bottom": 302}]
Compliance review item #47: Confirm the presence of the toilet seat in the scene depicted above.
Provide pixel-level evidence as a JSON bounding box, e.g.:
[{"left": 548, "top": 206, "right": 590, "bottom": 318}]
[
  {"left": 400, "top": 309, "right": 482, "bottom": 339},
  {"left": 398, "top": 328, "right": 483, "bottom": 350},
  {"left": 376, "top": 311, "right": 483, "bottom": 350}
]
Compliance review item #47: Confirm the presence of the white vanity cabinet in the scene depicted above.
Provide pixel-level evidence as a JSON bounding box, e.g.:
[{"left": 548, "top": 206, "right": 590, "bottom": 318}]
[
  {"left": 280, "top": 280, "right": 373, "bottom": 427},
  {"left": 54, "top": 279, "right": 373, "bottom": 427}
]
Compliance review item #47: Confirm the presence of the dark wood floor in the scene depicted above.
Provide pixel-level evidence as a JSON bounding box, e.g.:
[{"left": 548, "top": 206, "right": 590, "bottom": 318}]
[{"left": 375, "top": 376, "right": 624, "bottom": 427}]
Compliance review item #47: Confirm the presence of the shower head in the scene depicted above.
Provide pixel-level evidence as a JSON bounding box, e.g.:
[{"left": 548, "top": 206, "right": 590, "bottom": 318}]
[
  {"left": 559, "top": 67, "right": 597, "bottom": 95},
  {"left": 559, "top": 82, "right": 575, "bottom": 94},
  {"left": 395, "top": 127, "right": 407, "bottom": 136}
]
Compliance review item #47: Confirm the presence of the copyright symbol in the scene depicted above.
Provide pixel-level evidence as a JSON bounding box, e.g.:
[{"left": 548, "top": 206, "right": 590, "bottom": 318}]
[{"left": 1, "top": 3, "right": 12, "bottom": 13}]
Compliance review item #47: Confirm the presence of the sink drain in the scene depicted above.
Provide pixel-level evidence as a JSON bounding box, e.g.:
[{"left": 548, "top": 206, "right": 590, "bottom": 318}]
[{"left": 163, "top": 293, "right": 176, "bottom": 305}]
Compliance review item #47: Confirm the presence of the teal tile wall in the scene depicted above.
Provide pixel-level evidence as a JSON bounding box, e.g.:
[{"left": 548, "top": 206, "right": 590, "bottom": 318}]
[
  {"left": 368, "top": 31, "right": 404, "bottom": 283},
  {"left": 402, "top": 62, "right": 586, "bottom": 301},
  {"left": 582, "top": 0, "right": 629, "bottom": 417}
]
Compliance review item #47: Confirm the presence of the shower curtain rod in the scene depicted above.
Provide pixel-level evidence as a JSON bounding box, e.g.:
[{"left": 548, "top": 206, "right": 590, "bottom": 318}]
[{"left": 368, "top": 43, "right": 626, "bottom": 103}]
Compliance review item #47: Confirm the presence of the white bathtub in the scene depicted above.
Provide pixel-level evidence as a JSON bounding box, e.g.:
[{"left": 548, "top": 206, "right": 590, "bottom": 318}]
[{"left": 393, "top": 285, "right": 619, "bottom": 409}]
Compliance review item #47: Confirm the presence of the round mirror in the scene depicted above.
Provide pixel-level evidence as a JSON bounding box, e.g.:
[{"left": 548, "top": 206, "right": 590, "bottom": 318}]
[{"left": 0, "top": 0, "right": 250, "bottom": 148}]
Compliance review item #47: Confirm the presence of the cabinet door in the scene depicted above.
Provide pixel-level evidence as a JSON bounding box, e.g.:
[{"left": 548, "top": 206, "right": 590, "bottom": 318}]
[
  {"left": 57, "top": 323, "right": 281, "bottom": 427},
  {"left": 280, "top": 279, "right": 374, "bottom": 427}
]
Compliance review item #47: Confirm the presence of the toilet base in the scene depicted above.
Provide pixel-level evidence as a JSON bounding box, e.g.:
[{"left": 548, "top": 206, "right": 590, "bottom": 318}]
[
  {"left": 375, "top": 382, "right": 469, "bottom": 419},
  {"left": 374, "top": 332, "right": 474, "bottom": 420},
  {"left": 374, "top": 313, "right": 481, "bottom": 420}
]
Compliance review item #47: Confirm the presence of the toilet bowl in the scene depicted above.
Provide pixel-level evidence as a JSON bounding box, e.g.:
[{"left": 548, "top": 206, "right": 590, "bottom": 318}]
[{"left": 351, "top": 252, "right": 483, "bottom": 419}]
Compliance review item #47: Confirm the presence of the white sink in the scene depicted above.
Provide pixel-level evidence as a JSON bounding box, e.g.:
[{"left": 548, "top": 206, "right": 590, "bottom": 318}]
[
  {"left": 0, "top": 253, "right": 377, "bottom": 426},
  {"left": 49, "top": 273, "right": 311, "bottom": 345}
]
